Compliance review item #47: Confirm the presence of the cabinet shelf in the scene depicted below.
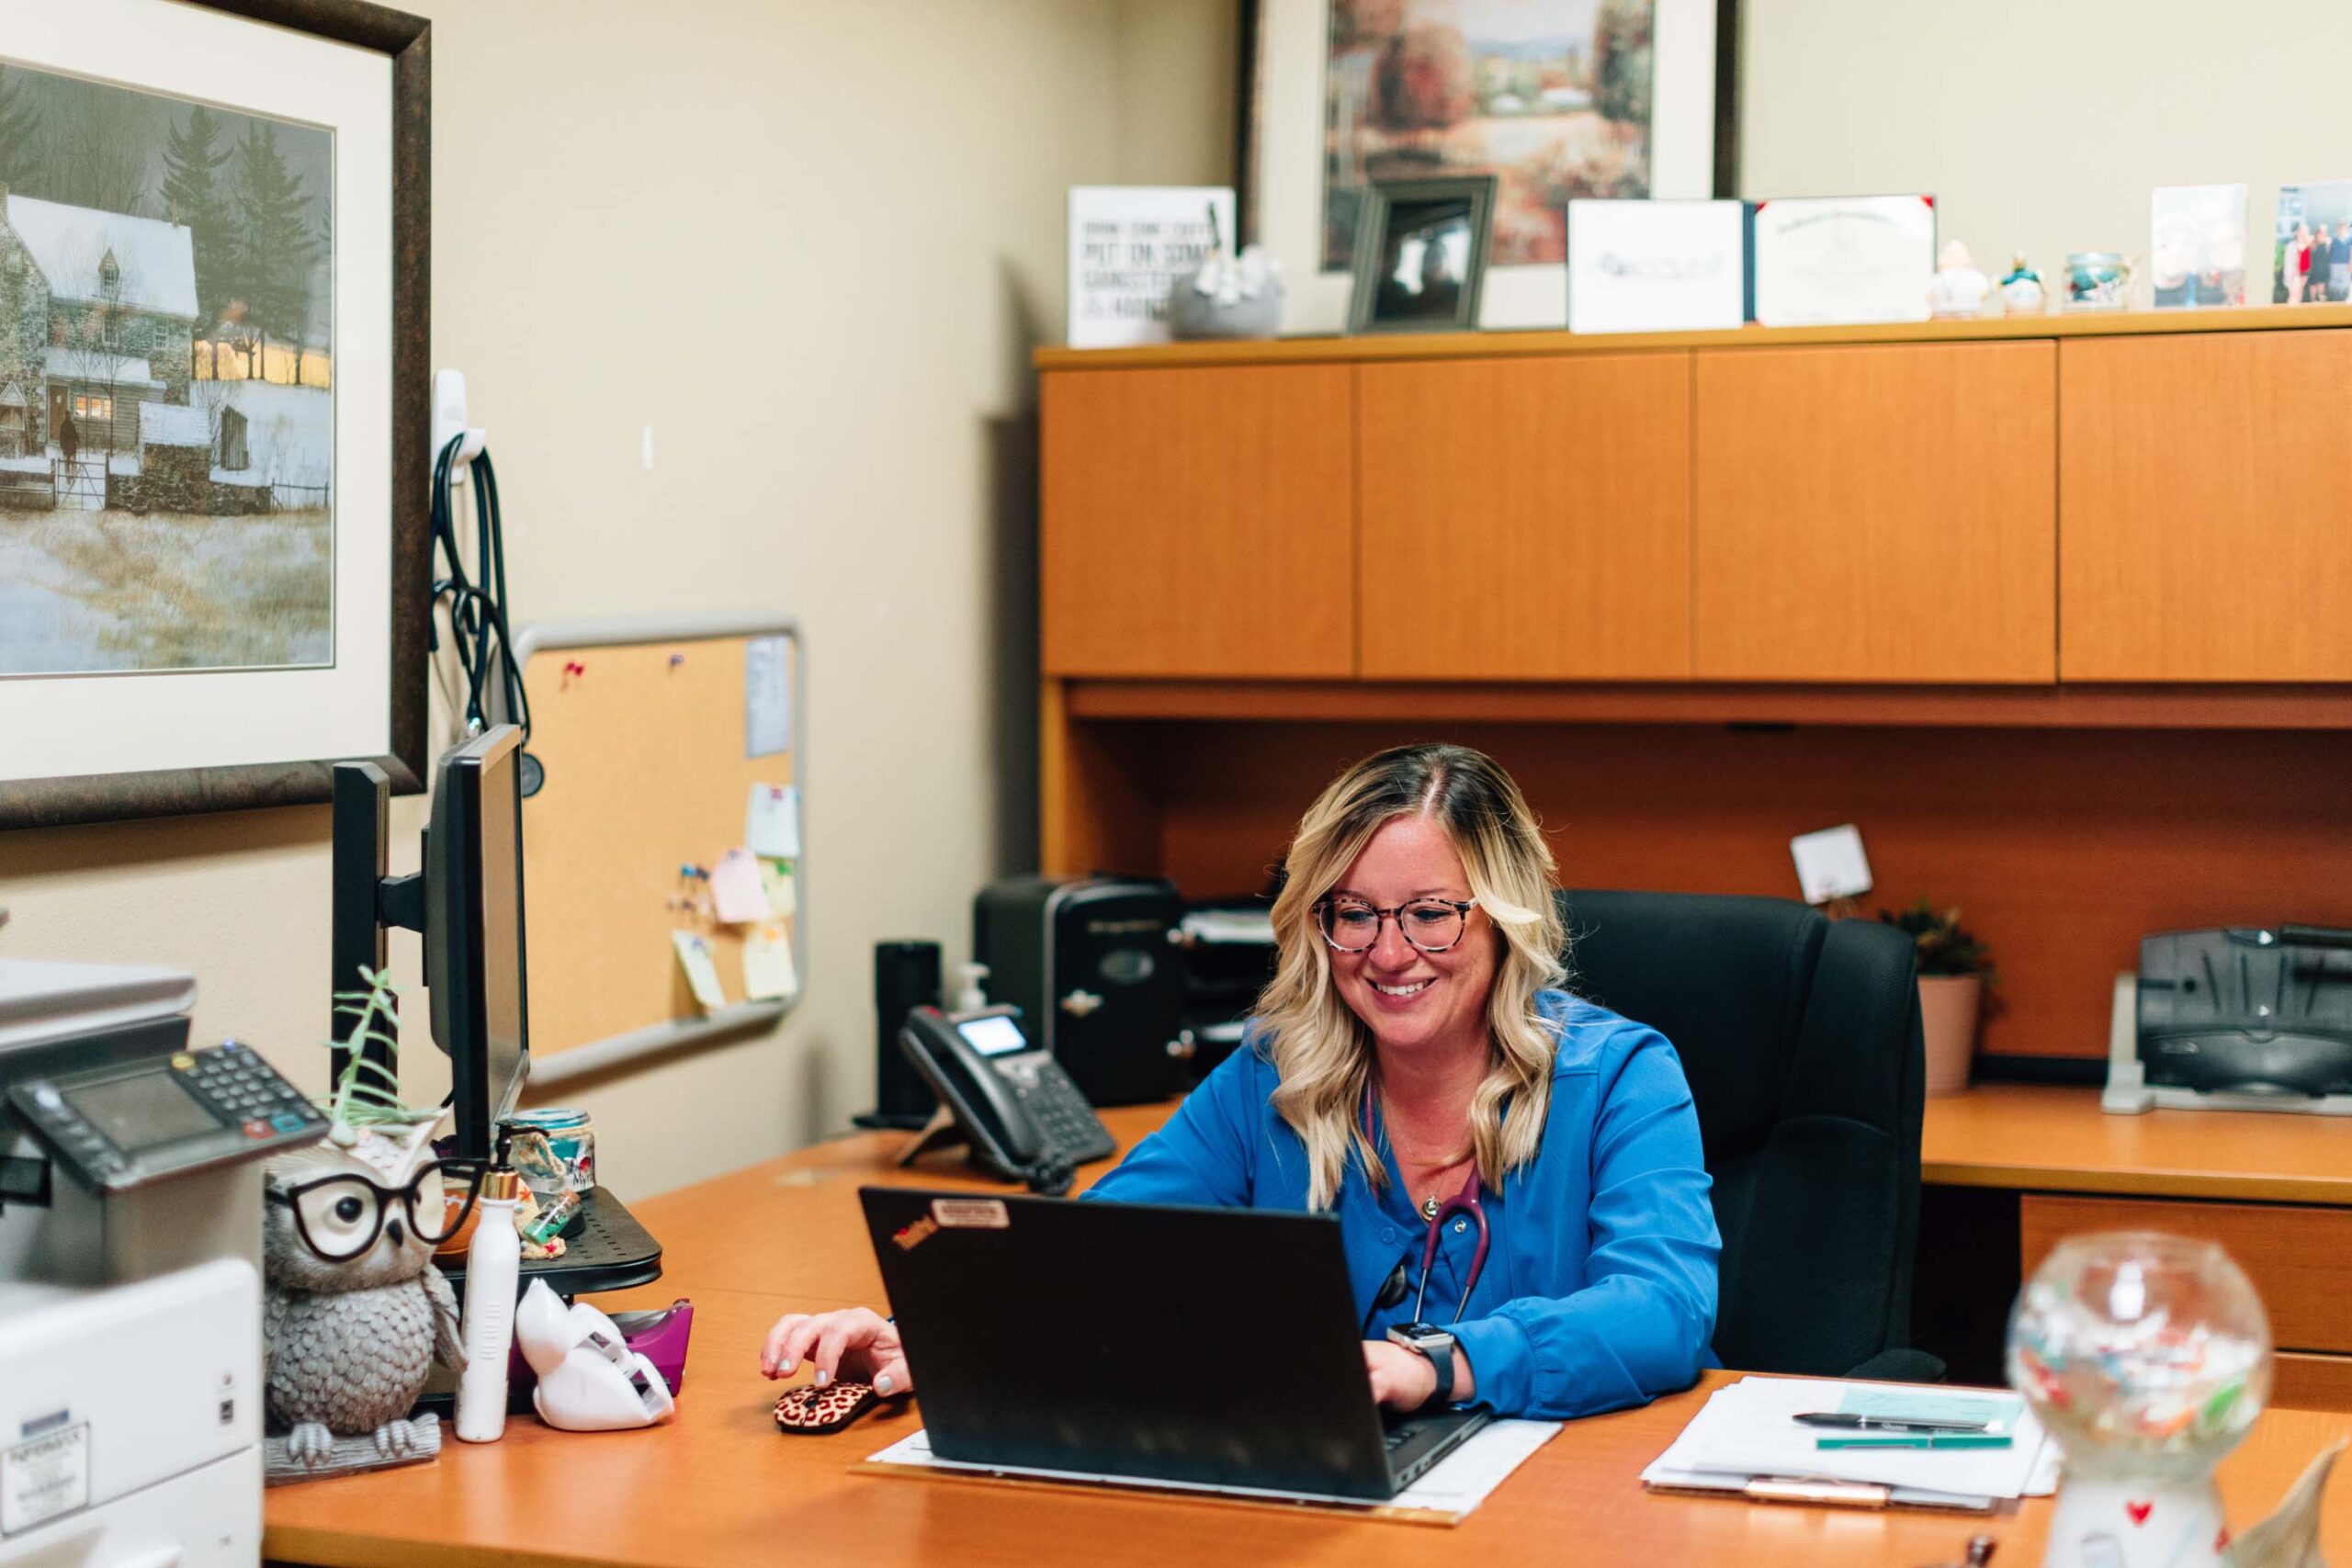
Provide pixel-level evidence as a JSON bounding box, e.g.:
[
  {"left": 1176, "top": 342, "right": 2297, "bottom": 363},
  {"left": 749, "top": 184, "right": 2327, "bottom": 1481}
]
[{"left": 1061, "top": 679, "right": 2352, "bottom": 729}]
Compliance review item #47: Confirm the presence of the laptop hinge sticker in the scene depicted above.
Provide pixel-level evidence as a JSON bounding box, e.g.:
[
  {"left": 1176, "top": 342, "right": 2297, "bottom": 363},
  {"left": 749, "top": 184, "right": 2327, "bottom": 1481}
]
[{"left": 932, "top": 1198, "right": 1011, "bottom": 1230}]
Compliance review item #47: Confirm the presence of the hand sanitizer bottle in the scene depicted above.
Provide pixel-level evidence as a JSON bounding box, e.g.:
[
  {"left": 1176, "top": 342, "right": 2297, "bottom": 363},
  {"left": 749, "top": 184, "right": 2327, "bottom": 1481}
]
[
  {"left": 456, "top": 1145, "right": 523, "bottom": 1442},
  {"left": 952, "top": 962, "right": 990, "bottom": 1014}
]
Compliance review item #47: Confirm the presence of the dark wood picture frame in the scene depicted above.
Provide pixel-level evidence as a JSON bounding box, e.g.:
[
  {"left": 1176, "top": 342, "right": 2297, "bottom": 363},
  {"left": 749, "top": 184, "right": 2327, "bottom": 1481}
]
[
  {"left": 0, "top": 0, "right": 430, "bottom": 830},
  {"left": 1346, "top": 175, "right": 1497, "bottom": 334}
]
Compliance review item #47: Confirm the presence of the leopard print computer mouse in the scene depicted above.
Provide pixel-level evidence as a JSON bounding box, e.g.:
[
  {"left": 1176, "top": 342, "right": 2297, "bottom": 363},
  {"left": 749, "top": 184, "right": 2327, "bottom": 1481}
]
[{"left": 773, "top": 1381, "right": 880, "bottom": 1434}]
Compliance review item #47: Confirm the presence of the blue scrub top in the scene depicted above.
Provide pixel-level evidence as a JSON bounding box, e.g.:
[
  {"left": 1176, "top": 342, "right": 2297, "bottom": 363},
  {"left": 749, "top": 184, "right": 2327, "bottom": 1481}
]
[{"left": 1084, "top": 990, "right": 1722, "bottom": 1421}]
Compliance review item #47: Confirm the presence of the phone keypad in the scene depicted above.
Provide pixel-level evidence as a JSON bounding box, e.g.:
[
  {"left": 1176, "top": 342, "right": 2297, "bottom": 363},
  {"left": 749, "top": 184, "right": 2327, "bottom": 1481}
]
[
  {"left": 1011, "top": 1070, "right": 1117, "bottom": 1166},
  {"left": 178, "top": 1041, "right": 326, "bottom": 1135}
]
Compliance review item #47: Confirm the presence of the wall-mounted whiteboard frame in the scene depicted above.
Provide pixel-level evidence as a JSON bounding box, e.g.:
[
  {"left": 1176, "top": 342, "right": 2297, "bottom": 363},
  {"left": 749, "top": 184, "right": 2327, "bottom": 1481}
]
[{"left": 502, "top": 610, "right": 805, "bottom": 1089}]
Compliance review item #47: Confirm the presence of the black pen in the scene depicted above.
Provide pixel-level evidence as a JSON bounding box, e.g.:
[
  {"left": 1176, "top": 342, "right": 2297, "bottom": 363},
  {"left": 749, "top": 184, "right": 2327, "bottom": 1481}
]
[{"left": 1792, "top": 1412, "right": 1994, "bottom": 1434}]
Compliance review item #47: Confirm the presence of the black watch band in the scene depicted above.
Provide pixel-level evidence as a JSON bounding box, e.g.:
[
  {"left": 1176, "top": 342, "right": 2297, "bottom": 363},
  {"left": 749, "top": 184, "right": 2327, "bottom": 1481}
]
[{"left": 1415, "top": 1339, "right": 1454, "bottom": 1409}]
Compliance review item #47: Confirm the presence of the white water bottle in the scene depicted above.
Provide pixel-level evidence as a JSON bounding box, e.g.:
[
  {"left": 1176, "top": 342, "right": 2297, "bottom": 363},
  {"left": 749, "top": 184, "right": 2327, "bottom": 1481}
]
[{"left": 455, "top": 1165, "right": 523, "bottom": 1442}]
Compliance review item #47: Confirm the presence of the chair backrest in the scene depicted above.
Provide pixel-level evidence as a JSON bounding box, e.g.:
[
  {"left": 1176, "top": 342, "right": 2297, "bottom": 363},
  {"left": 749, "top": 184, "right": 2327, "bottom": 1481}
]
[{"left": 1556, "top": 888, "right": 1925, "bottom": 1376}]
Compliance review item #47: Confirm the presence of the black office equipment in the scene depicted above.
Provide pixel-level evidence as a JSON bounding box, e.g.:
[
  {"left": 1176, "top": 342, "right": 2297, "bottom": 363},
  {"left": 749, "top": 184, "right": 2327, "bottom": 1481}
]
[
  {"left": 864, "top": 940, "right": 944, "bottom": 1128},
  {"left": 1172, "top": 899, "right": 1280, "bottom": 1085},
  {"left": 893, "top": 1005, "right": 1114, "bottom": 1190},
  {"left": 1556, "top": 888, "right": 1938, "bottom": 1383},
  {"left": 973, "top": 875, "right": 1189, "bottom": 1106},
  {"left": 2136, "top": 926, "right": 2352, "bottom": 1100},
  {"left": 860, "top": 1188, "right": 1488, "bottom": 1500},
  {"left": 331, "top": 726, "right": 659, "bottom": 1293}
]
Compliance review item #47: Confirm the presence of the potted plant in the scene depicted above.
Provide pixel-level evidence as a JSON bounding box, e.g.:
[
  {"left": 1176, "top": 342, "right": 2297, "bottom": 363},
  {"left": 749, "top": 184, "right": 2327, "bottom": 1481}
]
[{"left": 1878, "top": 899, "right": 1996, "bottom": 1096}]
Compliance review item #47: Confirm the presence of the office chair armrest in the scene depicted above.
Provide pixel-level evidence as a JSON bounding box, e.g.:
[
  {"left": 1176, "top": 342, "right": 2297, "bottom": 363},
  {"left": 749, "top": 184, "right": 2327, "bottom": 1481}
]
[{"left": 1842, "top": 1348, "right": 1947, "bottom": 1384}]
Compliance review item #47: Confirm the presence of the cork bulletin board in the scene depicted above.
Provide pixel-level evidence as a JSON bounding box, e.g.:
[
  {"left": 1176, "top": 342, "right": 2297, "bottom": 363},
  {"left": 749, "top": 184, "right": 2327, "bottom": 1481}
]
[{"left": 506, "top": 612, "right": 805, "bottom": 1078}]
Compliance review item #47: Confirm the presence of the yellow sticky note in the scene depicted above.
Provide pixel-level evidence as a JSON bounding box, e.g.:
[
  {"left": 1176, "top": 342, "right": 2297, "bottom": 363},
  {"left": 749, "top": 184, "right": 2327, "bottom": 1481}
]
[
  {"left": 672, "top": 931, "right": 728, "bottom": 1010},
  {"left": 757, "top": 858, "right": 797, "bottom": 918},
  {"left": 743, "top": 922, "right": 798, "bottom": 1001}
]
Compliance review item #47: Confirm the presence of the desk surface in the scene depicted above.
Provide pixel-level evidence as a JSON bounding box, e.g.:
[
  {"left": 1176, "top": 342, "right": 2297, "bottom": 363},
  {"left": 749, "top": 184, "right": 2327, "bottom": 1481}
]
[
  {"left": 1922, "top": 1084, "right": 2352, "bottom": 1205},
  {"left": 266, "top": 1103, "right": 2352, "bottom": 1568}
]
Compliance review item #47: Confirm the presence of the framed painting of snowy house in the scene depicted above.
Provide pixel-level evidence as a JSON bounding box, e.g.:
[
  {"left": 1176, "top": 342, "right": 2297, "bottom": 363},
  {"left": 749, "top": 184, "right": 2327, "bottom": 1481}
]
[{"left": 0, "top": 0, "right": 429, "bottom": 829}]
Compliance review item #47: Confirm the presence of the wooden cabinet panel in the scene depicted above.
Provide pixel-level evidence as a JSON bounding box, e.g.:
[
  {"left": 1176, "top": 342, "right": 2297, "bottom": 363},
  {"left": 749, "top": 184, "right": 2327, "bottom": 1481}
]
[
  {"left": 2275, "top": 1352, "right": 2352, "bottom": 1412},
  {"left": 1355, "top": 355, "right": 1691, "bottom": 680},
  {"left": 2020, "top": 1195, "right": 2352, "bottom": 1353},
  {"left": 1693, "top": 343, "right": 2057, "bottom": 682},
  {"left": 2059, "top": 331, "right": 2352, "bottom": 680},
  {"left": 1041, "top": 365, "right": 1354, "bottom": 678}
]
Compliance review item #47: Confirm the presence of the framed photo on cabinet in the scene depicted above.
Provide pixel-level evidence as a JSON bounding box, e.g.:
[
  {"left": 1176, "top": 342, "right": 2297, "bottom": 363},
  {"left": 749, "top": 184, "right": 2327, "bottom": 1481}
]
[
  {"left": 1238, "top": 0, "right": 1740, "bottom": 332},
  {"left": 1347, "top": 175, "right": 1496, "bottom": 333},
  {"left": 0, "top": 0, "right": 430, "bottom": 829}
]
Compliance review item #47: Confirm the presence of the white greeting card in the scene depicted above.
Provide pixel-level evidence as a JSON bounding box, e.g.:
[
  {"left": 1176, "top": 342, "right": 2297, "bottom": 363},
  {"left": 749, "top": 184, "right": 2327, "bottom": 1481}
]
[{"left": 1566, "top": 199, "right": 1746, "bottom": 335}]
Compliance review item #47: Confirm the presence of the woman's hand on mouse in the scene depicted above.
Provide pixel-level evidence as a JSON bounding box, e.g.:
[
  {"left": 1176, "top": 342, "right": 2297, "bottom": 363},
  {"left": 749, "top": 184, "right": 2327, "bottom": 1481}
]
[{"left": 761, "top": 1306, "right": 910, "bottom": 1396}]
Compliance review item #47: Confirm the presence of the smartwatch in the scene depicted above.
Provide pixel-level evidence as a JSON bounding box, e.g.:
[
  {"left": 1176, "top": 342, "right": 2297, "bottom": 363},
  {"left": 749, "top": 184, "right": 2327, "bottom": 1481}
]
[{"left": 1385, "top": 1321, "right": 1456, "bottom": 1409}]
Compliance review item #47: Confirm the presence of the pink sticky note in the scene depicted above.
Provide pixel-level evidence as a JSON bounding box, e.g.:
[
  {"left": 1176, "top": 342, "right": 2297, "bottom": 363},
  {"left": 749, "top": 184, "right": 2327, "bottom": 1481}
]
[{"left": 707, "top": 848, "right": 773, "bottom": 925}]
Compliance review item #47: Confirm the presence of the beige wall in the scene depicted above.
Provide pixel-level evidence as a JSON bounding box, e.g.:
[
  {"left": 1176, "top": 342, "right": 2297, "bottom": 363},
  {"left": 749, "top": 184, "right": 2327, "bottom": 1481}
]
[
  {"left": 0, "top": 1, "right": 1142, "bottom": 1198},
  {"left": 1737, "top": 0, "right": 2352, "bottom": 301}
]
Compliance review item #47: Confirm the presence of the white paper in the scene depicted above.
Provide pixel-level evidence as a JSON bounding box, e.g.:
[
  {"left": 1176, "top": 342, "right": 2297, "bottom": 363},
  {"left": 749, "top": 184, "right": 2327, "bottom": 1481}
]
[
  {"left": 868, "top": 1419, "right": 1557, "bottom": 1517},
  {"left": 1750, "top": 195, "right": 1937, "bottom": 327},
  {"left": 742, "top": 922, "right": 798, "bottom": 1002},
  {"left": 746, "top": 783, "right": 800, "bottom": 859},
  {"left": 1566, "top": 199, "right": 1746, "bottom": 334},
  {"left": 1642, "top": 1378, "right": 2055, "bottom": 1504},
  {"left": 707, "top": 848, "right": 772, "bottom": 925},
  {"left": 744, "top": 636, "right": 792, "bottom": 758},
  {"left": 1789, "top": 824, "right": 1873, "bottom": 905},
  {"left": 670, "top": 931, "right": 728, "bottom": 1010},
  {"left": 1068, "top": 186, "right": 1235, "bottom": 349}
]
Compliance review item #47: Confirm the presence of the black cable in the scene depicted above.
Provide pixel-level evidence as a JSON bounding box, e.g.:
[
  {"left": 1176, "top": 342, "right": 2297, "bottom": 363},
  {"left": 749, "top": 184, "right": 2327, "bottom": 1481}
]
[{"left": 429, "top": 433, "right": 530, "bottom": 741}]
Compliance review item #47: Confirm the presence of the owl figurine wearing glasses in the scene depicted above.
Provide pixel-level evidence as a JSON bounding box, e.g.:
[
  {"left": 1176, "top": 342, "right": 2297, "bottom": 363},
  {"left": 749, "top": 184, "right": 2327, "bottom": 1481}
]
[{"left": 261, "top": 1117, "right": 468, "bottom": 1479}]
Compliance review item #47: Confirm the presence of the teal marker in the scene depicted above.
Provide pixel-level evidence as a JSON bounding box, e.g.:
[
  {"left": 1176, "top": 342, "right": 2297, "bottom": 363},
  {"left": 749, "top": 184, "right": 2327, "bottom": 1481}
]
[{"left": 1816, "top": 1433, "right": 2014, "bottom": 1450}]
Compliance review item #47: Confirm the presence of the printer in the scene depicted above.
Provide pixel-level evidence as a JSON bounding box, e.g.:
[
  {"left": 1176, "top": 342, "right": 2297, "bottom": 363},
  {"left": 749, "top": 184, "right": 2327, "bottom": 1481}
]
[
  {"left": 2102, "top": 926, "right": 2352, "bottom": 1114},
  {"left": 1, "top": 958, "right": 327, "bottom": 1565}
]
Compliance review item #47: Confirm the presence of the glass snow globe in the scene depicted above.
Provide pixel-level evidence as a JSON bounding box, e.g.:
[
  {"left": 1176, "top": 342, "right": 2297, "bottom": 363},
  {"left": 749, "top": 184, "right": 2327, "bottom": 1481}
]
[{"left": 2008, "top": 1231, "right": 2272, "bottom": 1568}]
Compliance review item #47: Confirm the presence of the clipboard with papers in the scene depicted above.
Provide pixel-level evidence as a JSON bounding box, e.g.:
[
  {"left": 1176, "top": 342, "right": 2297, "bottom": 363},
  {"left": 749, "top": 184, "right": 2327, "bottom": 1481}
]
[{"left": 1641, "top": 1377, "right": 2064, "bottom": 1513}]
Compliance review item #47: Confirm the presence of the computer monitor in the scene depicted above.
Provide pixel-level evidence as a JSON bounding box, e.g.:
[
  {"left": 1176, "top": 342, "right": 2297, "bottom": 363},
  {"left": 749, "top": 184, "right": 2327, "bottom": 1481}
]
[{"left": 331, "top": 724, "right": 529, "bottom": 1162}]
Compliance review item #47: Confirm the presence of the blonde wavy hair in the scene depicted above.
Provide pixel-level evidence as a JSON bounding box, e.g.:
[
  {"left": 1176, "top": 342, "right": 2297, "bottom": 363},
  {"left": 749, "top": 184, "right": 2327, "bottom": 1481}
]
[{"left": 1260, "top": 744, "right": 1567, "bottom": 1210}]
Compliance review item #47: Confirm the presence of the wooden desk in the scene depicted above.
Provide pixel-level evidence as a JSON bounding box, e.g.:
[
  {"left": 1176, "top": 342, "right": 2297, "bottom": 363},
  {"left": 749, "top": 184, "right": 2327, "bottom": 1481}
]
[
  {"left": 1923, "top": 1084, "right": 2352, "bottom": 1206},
  {"left": 266, "top": 1103, "right": 2352, "bottom": 1567},
  {"left": 1918, "top": 1086, "right": 2352, "bottom": 1403}
]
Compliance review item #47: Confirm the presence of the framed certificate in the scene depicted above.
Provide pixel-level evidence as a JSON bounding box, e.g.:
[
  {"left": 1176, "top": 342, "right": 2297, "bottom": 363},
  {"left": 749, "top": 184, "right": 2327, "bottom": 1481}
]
[{"left": 1750, "top": 196, "right": 1937, "bottom": 327}]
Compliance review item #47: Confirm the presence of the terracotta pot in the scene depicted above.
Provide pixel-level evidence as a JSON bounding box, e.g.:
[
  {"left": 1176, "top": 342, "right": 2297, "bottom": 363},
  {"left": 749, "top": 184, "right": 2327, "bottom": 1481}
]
[{"left": 1917, "top": 973, "right": 1984, "bottom": 1097}]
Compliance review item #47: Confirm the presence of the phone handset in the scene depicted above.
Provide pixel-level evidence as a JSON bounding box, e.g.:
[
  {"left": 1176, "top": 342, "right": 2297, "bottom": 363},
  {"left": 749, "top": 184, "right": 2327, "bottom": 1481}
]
[{"left": 897, "top": 1005, "right": 1049, "bottom": 1170}]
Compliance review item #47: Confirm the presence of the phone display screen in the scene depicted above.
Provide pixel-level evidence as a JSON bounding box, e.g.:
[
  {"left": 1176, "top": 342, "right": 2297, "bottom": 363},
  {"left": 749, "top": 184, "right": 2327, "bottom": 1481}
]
[{"left": 956, "top": 1015, "right": 1028, "bottom": 1057}]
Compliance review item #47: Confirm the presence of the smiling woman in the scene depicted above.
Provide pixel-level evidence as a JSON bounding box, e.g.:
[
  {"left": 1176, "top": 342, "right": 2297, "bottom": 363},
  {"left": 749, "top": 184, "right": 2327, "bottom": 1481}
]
[{"left": 762, "top": 742, "right": 1724, "bottom": 1425}]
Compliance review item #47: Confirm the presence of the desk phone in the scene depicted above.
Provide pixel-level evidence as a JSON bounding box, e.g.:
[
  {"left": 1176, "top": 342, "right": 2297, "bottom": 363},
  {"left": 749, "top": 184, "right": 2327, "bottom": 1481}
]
[
  {"left": 898, "top": 1004, "right": 1115, "bottom": 1183},
  {"left": 7, "top": 1040, "right": 327, "bottom": 1193}
]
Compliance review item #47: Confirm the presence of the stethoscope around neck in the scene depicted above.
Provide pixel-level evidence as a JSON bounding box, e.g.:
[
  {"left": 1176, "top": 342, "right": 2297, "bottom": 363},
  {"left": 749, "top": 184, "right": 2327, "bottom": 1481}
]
[{"left": 1361, "top": 1090, "right": 1492, "bottom": 1329}]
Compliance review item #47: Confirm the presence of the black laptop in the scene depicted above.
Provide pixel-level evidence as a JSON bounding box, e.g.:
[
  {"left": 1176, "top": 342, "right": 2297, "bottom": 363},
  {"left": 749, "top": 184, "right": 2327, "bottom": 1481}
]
[{"left": 859, "top": 1187, "right": 1490, "bottom": 1501}]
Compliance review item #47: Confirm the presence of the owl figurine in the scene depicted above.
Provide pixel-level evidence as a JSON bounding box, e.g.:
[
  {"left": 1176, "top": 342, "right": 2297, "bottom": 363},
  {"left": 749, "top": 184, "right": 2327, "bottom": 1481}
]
[{"left": 262, "top": 1117, "right": 466, "bottom": 1476}]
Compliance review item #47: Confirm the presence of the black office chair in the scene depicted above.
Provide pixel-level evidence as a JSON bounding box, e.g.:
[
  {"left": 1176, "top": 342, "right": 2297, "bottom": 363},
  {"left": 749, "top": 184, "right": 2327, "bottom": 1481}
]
[{"left": 1556, "top": 888, "right": 1942, "bottom": 1382}]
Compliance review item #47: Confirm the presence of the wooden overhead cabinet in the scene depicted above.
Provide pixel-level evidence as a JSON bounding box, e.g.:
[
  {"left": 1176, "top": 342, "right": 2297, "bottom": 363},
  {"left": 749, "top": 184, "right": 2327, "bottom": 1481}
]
[
  {"left": 1041, "top": 364, "right": 1356, "bottom": 679},
  {"left": 1692, "top": 342, "right": 2058, "bottom": 682},
  {"left": 1355, "top": 354, "right": 1692, "bottom": 681},
  {"left": 2059, "top": 330, "right": 2352, "bottom": 681}
]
